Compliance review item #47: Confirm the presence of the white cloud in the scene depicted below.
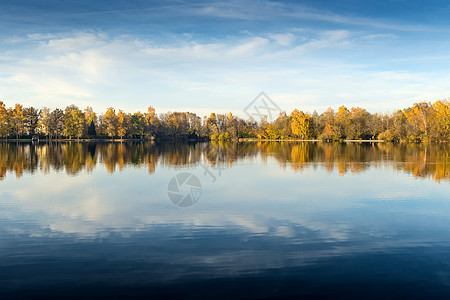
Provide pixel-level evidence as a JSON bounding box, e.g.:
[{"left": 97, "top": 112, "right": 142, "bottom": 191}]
[
  {"left": 1, "top": 30, "right": 450, "bottom": 115},
  {"left": 43, "top": 32, "right": 108, "bottom": 52},
  {"left": 268, "top": 33, "right": 295, "bottom": 46},
  {"left": 362, "top": 33, "right": 398, "bottom": 40},
  {"left": 294, "top": 29, "right": 351, "bottom": 51},
  {"left": 227, "top": 37, "right": 270, "bottom": 56}
]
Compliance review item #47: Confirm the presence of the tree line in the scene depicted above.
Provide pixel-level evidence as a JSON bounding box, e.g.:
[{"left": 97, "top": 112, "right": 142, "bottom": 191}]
[{"left": 0, "top": 99, "right": 448, "bottom": 142}]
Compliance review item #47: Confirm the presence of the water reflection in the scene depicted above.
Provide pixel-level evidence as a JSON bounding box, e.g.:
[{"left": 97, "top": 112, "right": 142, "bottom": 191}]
[
  {"left": 1, "top": 141, "right": 450, "bottom": 298},
  {"left": 0, "top": 141, "right": 448, "bottom": 182}
]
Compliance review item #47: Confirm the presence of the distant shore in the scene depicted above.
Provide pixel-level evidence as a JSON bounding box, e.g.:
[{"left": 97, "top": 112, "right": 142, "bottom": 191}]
[
  {"left": 238, "top": 138, "right": 385, "bottom": 142},
  {"left": 1, "top": 138, "right": 384, "bottom": 142},
  {"left": 1, "top": 138, "right": 446, "bottom": 143},
  {"left": 0, "top": 138, "right": 149, "bottom": 142},
  {"left": 0, "top": 138, "right": 208, "bottom": 142}
]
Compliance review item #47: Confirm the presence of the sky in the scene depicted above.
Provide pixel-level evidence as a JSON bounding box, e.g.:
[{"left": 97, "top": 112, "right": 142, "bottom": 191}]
[{"left": 1, "top": 0, "right": 450, "bottom": 118}]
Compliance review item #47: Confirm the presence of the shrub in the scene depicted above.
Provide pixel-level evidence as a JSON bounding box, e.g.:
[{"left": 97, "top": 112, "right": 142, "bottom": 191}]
[{"left": 378, "top": 130, "right": 394, "bottom": 141}]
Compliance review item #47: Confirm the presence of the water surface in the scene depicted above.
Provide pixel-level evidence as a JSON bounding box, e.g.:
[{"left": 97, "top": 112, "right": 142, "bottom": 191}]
[{"left": 0, "top": 141, "right": 449, "bottom": 299}]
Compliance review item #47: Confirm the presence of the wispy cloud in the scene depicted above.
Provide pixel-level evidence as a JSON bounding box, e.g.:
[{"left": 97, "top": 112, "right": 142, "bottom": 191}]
[
  {"left": 175, "top": 0, "right": 449, "bottom": 33},
  {"left": 268, "top": 33, "right": 295, "bottom": 46}
]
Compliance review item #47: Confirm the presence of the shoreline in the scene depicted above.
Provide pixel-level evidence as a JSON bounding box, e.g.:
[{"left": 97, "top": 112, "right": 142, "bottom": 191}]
[
  {"left": 238, "top": 138, "right": 385, "bottom": 142},
  {"left": 0, "top": 138, "right": 150, "bottom": 142},
  {"left": 0, "top": 138, "right": 447, "bottom": 143},
  {"left": 0, "top": 138, "right": 208, "bottom": 142}
]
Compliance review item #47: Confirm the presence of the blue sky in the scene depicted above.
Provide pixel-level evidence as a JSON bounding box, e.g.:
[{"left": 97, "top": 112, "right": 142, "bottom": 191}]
[{"left": 1, "top": 0, "right": 450, "bottom": 117}]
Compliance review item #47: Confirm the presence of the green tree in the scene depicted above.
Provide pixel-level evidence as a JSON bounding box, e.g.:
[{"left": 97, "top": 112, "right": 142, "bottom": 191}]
[
  {"left": 84, "top": 107, "right": 97, "bottom": 136},
  {"left": 87, "top": 120, "right": 96, "bottom": 137},
  {"left": 310, "top": 110, "right": 320, "bottom": 138},
  {"left": 131, "top": 111, "right": 145, "bottom": 138}
]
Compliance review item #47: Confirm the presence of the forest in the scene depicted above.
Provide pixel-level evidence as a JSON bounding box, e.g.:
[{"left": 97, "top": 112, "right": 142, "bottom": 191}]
[{"left": 0, "top": 99, "right": 448, "bottom": 142}]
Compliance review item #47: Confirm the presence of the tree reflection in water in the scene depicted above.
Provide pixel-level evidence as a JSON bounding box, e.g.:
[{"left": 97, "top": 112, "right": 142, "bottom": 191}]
[{"left": 0, "top": 141, "right": 448, "bottom": 182}]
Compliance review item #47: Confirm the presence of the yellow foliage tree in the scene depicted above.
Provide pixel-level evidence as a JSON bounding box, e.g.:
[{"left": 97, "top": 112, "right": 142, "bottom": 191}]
[
  {"left": 145, "top": 106, "right": 159, "bottom": 138},
  {"left": 117, "top": 109, "right": 129, "bottom": 139},
  {"left": 0, "top": 101, "right": 7, "bottom": 138},
  {"left": 334, "top": 105, "right": 350, "bottom": 139},
  {"left": 103, "top": 107, "right": 117, "bottom": 138},
  {"left": 290, "top": 109, "right": 311, "bottom": 139},
  {"left": 432, "top": 100, "right": 449, "bottom": 141},
  {"left": 404, "top": 102, "right": 433, "bottom": 140}
]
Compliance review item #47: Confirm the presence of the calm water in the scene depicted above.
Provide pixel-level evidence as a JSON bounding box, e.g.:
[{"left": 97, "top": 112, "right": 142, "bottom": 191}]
[{"left": 0, "top": 141, "right": 449, "bottom": 299}]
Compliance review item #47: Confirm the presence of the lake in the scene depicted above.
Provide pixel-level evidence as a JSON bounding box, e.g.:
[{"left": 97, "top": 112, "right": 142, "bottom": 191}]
[{"left": 0, "top": 141, "right": 449, "bottom": 299}]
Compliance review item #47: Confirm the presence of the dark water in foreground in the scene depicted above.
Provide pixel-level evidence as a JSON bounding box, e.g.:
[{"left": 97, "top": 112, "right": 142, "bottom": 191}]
[{"left": 0, "top": 141, "right": 449, "bottom": 299}]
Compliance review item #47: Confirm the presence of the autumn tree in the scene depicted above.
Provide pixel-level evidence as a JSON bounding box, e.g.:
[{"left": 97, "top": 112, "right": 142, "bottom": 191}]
[
  {"left": 0, "top": 99, "right": 447, "bottom": 142},
  {"left": 404, "top": 102, "right": 434, "bottom": 141},
  {"left": 237, "top": 118, "right": 257, "bottom": 138},
  {"left": 5, "top": 108, "right": 14, "bottom": 138},
  {"left": 431, "top": 100, "right": 449, "bottom": 141},
  {"left": 50, "top": 108, "right": 65, "bottom": 139},
  {"left": 0, "top": 101, "right": 7, "bottom": 138},
  {"left": 334, "top": 105, "right": 350, "bottom": 139},
  {"left": 215, "top": 114, "right": 227, "bottom": 135},
  {"left": 290, "top": 109, "right": 312, "bottom": 139},
  {"left": 367, "top": 113, "right": 384, "bottom": 140},
  {"left": 38, "top": 108, "right": 52, "bottom": 139},
  {"left": 380, "top": 110, "right": 408, "bottom": 142},
  {"left": 23, "top": 107, "right": 40, "bottom": 135},
  {"left": 12, "top": 104, "right": 25, "bottom": 139},
  {"left": 144, "top": 106, "right": 160, "bottom": 138},
  {"left": 162, "top": 112, "right": 189, "bottom": 137},
  {"left": 225, "top": 112, "right": 239, "bottom": 139},
  {"left": 319, "top": 107, "right": 335, "bottom": 140},
  {"left": 186, "top": 112, "right": 202, "bottom": 138},
  {"left": 264, "top": 112, "right": 291, "bottom": 139},
  {"left": 64, "top": 105, "right": 85, "bottom": 139},
  {"left": 206, "top": 113, "right": 218, "bottom": 136},
  {"left": 347, "top": 107, "right": 370, "bottom": 139},
  {"left": 117, "top": 109, "right": 130, "bottom": 140},
  {"left": 103, "top": 107, "right": 117, "bottom": 138}
]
